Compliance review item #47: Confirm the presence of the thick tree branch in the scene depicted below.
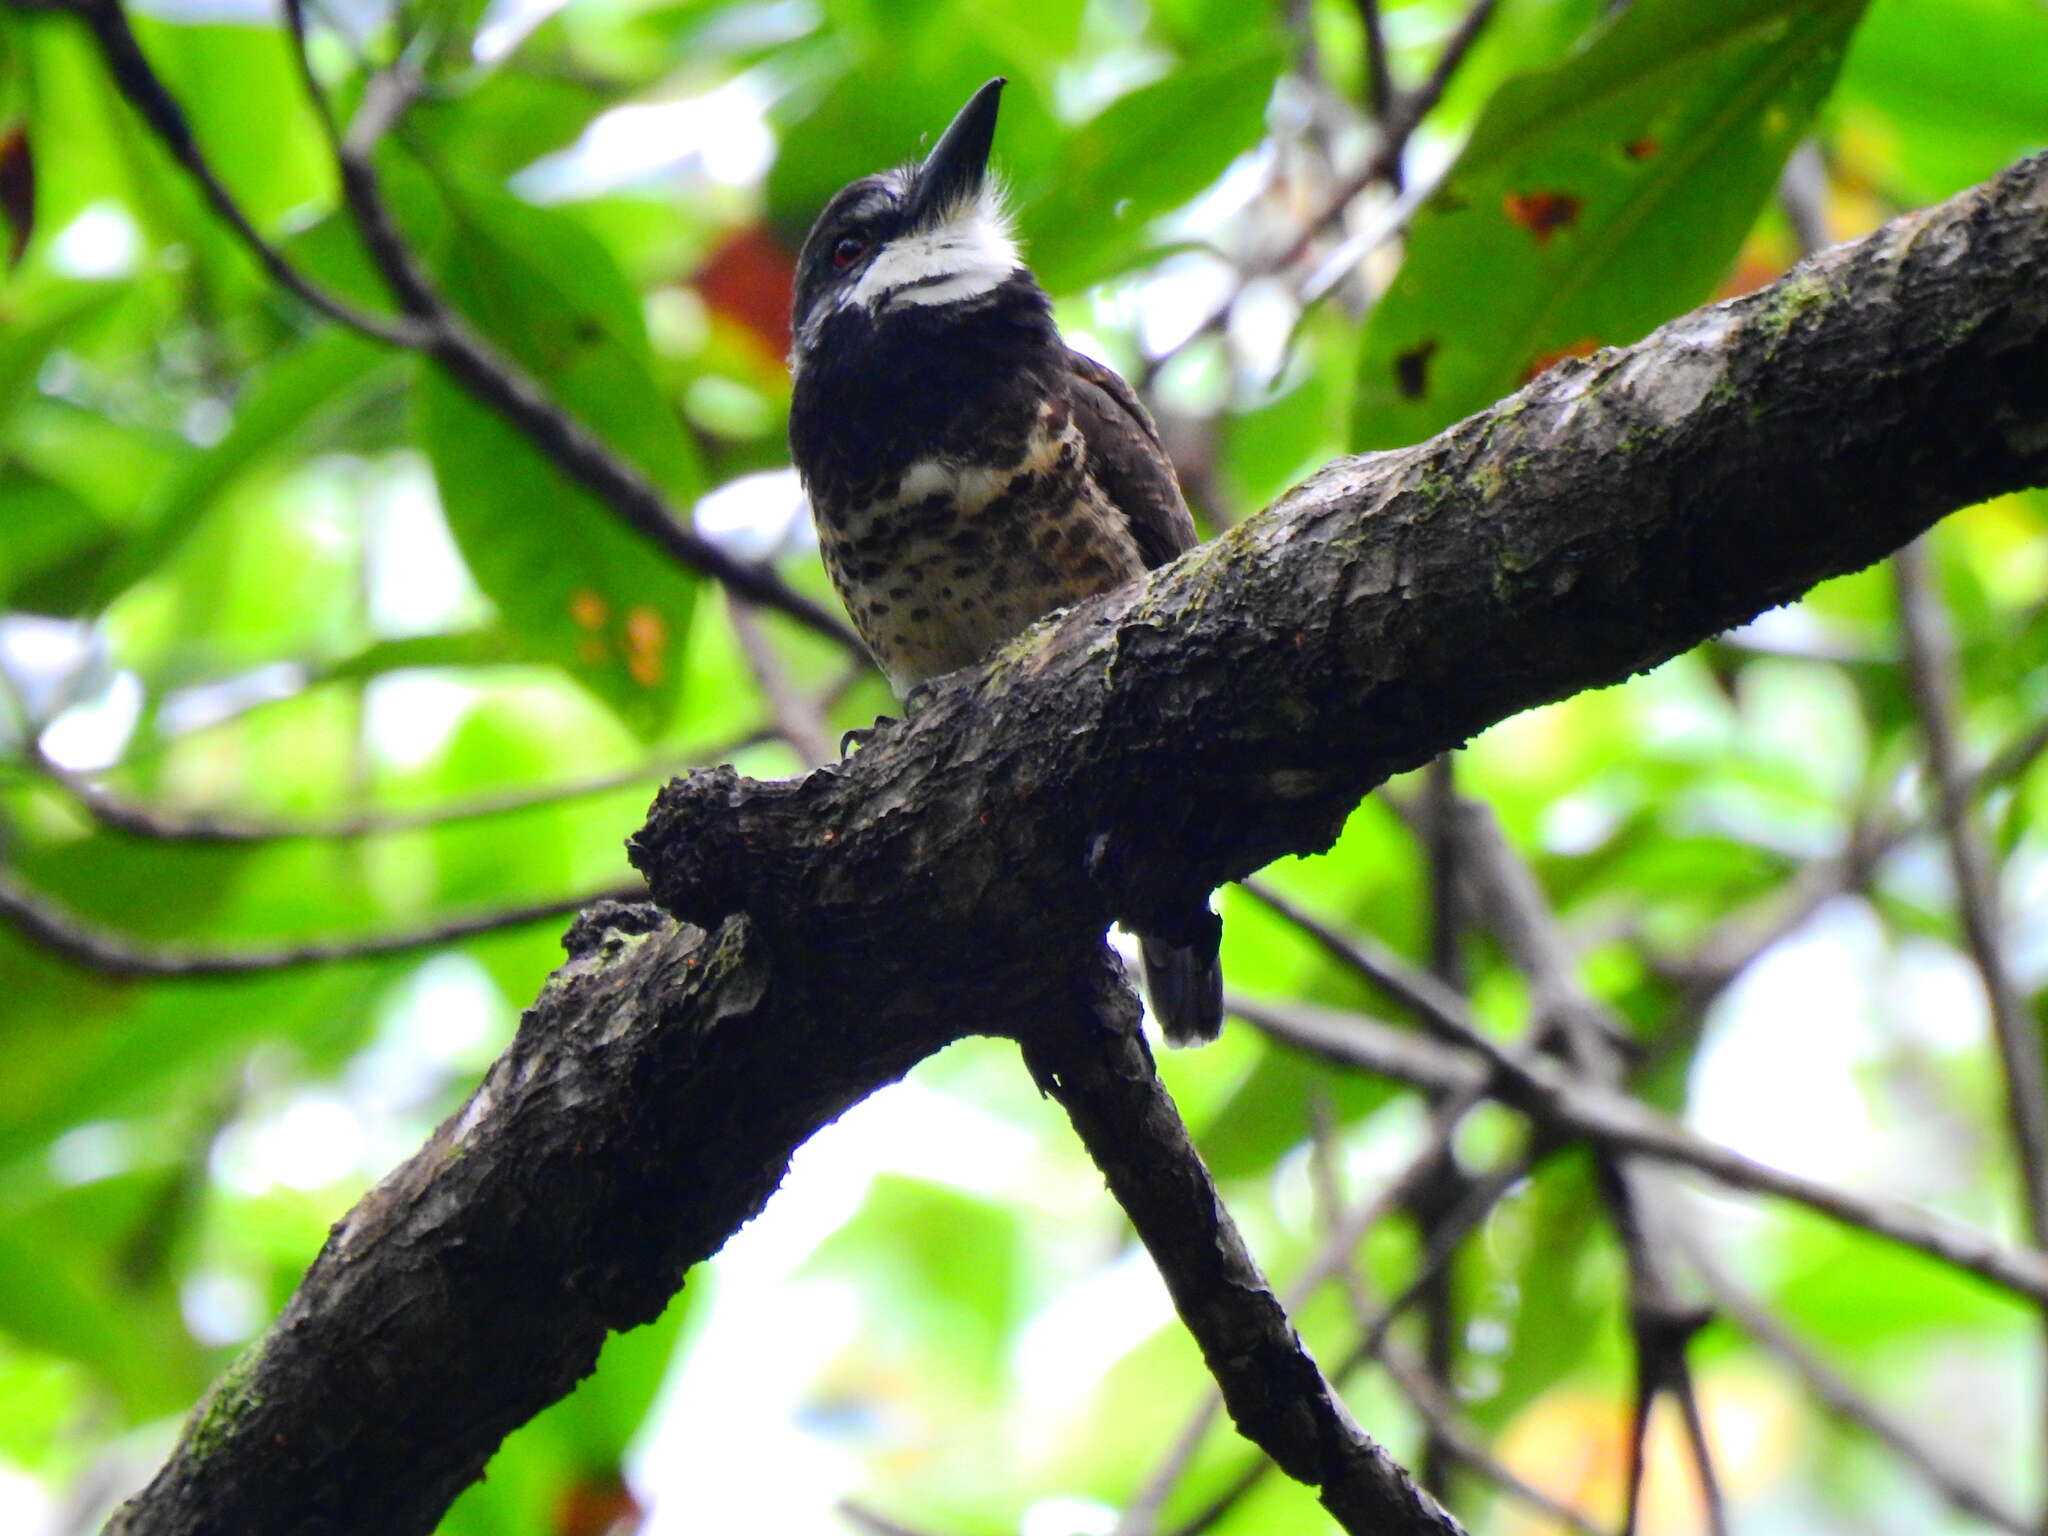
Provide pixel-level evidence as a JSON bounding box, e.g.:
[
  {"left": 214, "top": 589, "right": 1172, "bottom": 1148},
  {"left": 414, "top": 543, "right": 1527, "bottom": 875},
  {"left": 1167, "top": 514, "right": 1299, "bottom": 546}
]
[
  {"left": 632, "top": 152, "right": 2048, "bottom": 1024},
  {"left": 107, "top": 157, "right": 2048, "bottom": 1536}
]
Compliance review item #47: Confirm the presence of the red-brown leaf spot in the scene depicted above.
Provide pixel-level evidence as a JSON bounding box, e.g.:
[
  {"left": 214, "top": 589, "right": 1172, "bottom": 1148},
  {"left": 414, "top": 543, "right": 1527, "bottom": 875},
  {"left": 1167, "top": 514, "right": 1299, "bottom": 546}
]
[
  {"left": 1520, "top": 337, "right": 1600, "bottom": 384},
  {"left": 1503, "top": 190, "right": 1583, "bottom": 244},
  {"left": 1623, "top": 137, "right": 1660, "bottom": 161},
  {"left": 0, "top": 127, "right": 33, "bottom": 269},
  {"left": 695, "top": 225, "right": 796, "bottom": 361}
]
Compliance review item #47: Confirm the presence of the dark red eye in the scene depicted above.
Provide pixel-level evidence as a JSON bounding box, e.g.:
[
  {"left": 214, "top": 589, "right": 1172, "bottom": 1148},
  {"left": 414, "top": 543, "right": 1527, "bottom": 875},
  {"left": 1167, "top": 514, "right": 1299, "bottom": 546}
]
[{"left": 832, "top": 236, "right": 868, "bottom": 269}]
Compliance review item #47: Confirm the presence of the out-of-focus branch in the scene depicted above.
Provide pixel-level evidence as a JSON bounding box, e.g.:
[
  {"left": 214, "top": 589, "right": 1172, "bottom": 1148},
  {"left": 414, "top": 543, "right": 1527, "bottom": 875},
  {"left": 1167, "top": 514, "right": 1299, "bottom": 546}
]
[
  {"left": 1448, "top": 798, "right": 1726, "bottom": 1536},
  {"left": 729, "top": 600, "right": 838, "bottom": 767},
  {"left": 1894, "top": 542, "right": 2048, "bottom": 1250},
  {"left": 18, "top": 668, "right": 868, "bottom": 846},
  {"left": 1306, "top": 1098, "right": 1603, "bottom": 1536},
  {"left": 1893, "top": 537, "right": 2048, "bottom": 1510},
  {"left": 1243, "top": 998, "right": 2048, "bottom": 1306},
  {"left": 1141, "top": 0, "right": 1500, "bottom": 383},
  {"left": 43, "top": 0, "right": 865, "bottom": 653},
  {"left": 0, "top": 867, "right": 637, "bottom": 977},
  {"left": 46, "top": 0, "right": 430, "bottom": 345}
]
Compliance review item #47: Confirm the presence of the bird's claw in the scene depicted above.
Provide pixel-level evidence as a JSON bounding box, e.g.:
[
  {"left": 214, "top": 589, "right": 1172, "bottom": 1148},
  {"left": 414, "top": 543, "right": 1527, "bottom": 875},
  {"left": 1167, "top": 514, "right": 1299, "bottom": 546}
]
[{"left": 840, "top": 715, "right": 899, "bottom": 757}]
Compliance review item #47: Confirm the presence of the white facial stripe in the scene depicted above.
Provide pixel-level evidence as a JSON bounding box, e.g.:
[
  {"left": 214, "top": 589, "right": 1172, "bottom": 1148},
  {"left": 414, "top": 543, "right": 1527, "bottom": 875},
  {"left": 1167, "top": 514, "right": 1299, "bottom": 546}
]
[{"left": 846, "top": 191, "right": 1021, "bottom": 312}]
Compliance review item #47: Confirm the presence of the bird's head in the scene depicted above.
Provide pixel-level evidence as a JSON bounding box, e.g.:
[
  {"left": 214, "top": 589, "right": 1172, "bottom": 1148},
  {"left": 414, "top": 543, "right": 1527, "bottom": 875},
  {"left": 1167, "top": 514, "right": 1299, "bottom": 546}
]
[{"left": 789, "top": 78, "right": 1026, "bottom": 370}]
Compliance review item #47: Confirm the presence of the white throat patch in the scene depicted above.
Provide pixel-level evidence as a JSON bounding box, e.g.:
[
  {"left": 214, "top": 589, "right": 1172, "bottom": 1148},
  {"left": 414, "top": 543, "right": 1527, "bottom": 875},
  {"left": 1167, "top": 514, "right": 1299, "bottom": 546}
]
[{"left": 847, "top": 189, "right": 1022, "bottom": 313}]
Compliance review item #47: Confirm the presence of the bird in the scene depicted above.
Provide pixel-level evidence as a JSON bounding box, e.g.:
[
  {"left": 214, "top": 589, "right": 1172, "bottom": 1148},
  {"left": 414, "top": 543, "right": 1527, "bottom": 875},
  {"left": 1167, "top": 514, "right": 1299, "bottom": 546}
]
[{"left": 785, "top": 77, "right": 1223, "bottom": 1046}]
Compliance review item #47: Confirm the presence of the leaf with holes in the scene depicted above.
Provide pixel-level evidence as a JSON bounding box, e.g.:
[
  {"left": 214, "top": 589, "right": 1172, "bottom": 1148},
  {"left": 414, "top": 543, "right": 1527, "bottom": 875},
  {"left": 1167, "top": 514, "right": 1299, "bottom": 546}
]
[
  {"left": 1352, "top": 0, "right": 1869, "bottom": 450},
  {"left": 415, "top": 183, "right": 704, "bottom": 740}
]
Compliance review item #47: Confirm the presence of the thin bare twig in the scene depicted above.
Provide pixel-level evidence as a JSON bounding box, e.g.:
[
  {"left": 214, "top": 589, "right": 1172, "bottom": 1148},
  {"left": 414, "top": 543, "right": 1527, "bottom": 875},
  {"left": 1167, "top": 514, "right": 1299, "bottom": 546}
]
[
  {"left": 1894, "top": 539, "right": 2048, "bottom": 1515},
  {"left": 1307, "top": 1096, "right": 1605, "bottom": 1536},
  {"left": 1140, "top": 0, "right": 1501, "bottom": 385},
  {"left": 1355, "top": 0, "right": 1397, "bottom": 132},
  {"left": 56, "top": 0, "right": 429, "bottom": 344},
  {"left": 1242, "top": 997, "right": 2048, "bottom": 1307},
  {"left": 1894, "top": 543, "right": 2048, "bottom": 1248},
  {"left": 61, "top": 0, "right": 863, "bottom": 652},
  {"left": 0, "top": 867, "right": 638, "bottom": 977},
  {"left": 729, "top": 599, "right": 837, "bottom": 767}
]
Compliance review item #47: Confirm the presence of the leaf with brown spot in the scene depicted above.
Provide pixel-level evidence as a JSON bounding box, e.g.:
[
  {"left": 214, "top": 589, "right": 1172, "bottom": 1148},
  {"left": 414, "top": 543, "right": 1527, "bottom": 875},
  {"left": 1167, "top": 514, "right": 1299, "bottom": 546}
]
[
  {"left": 0, "top": 126, "right": 32, "bottom": 269},
  {"left": 694, "top": 225, "right": 795, "bottom": 363},
  {"left": 1354, "top": 0, "right": 1869, "bottom": 450},
  {"left": 1503, "top": 189, "right": 1583, "bottom": 243},
  {"left": 1520, "top": 338, "right": 1601, "bottom": 384},
  {"left": 1394, "top": 339, "right": 1438, "bottom": 400}
]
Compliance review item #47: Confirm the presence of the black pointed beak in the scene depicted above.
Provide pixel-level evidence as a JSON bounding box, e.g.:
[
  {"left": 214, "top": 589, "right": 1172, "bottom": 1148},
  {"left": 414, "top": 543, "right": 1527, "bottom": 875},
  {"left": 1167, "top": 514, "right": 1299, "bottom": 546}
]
[{"left": 905, "top": 78, "right": 1005, "bottom": 230}]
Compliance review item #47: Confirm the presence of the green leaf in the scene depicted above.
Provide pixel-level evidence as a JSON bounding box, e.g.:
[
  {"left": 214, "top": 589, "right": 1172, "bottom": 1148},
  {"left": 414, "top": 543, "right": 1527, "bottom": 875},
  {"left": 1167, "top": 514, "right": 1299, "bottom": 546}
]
[
  {"left": 0, "top": 467, "right": 121, "bottom": 615},
  {"left": 1837, "top": 0, "right": 2048, "bottom": 204},
  {"left": 129, "top": 17, "right": 332, "bottom": 234},
  {"left": 767, "top": 68, "right": 1061, "bottom": 245},
  {"left": 1353, "top": 0, "right": 1869, "bottom": 449},
  {"left": 415, "top": 182, "right": 704, "bottom": 739},
  {"left": 0, "top": 287, "right": 120, "bottom": 438},
  {"left": 804, "top": 1174, "right": 1026, "bottom": 1393},
  {"left": 96, "top": 328, "right": 394, "bottom": 607},
  {"left": 1021, "top": 41, "right": 1285, "bottom": 294}
]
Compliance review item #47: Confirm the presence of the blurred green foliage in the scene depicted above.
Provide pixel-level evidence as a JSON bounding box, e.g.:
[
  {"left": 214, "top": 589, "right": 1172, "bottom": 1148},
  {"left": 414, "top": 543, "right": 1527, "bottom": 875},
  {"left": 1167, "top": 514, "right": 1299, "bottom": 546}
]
[{"left": 0, "top": 0, "right": 2044, "bottom": 1532}]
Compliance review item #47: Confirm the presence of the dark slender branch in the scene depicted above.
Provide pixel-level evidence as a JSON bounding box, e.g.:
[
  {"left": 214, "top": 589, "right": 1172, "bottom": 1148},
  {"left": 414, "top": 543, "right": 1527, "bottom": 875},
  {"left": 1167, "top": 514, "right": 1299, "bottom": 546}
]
[
  {"left": 53, "top": 0, "right": 429, "bottom": 345},
  {"left": 328, "top": 67, "right": 863, "bottom": 651},
  {"left": 0, "top": 866, "right": 638, "bottom": 977},
  {"left": 1239, "top": 879, "right": 1526, "bottom": 1076},
  {"left": 49, "top": 0, "right": 864, "bottom": 652},
  {"left": 1022, "top": 952, "right": 1466, "bottom": 1536},
  {"left": 1893, "top": 538, "right": 2048, "bottom": 1523},
  {"left": 1119, "top": 1075, "right": 1482, "bottom": 1535},
  {"left": 280, "top": 0, "right": 344, "bottom": 155},
  {"left": 1355, "top": 0, "right": 1396, "bottom": 129},
  {"left": 1171, "top": 1150, "right": 1535, "bottom": 1536},
  {"left": 1894, "top": 542, "right": 2048, "bottom": 1250},
  {"left": 1241, "top": 998, "right": 2048, "bottom": 1305}
]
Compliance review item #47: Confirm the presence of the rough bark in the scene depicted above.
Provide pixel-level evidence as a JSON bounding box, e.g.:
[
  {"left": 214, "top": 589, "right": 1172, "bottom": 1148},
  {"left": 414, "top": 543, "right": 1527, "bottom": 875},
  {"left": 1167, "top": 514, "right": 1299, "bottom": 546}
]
[{"left": 107, "top": 153, "right": 2048, "bottom": 1536}]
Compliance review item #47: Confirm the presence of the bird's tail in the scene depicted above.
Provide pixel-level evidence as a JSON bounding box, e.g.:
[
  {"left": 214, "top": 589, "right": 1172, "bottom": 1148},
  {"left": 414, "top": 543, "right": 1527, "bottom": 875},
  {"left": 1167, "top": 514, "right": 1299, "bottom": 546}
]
[{"left": 1138, "top": 918, "right": 1224, "bottom": 1047}]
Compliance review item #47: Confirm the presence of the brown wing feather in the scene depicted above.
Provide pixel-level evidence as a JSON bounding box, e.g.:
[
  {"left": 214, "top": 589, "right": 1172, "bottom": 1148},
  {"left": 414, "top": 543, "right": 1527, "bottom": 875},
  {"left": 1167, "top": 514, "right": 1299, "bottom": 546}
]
[{"left": 1064, "top": 347, "right": 1198, "bottom": 570}]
